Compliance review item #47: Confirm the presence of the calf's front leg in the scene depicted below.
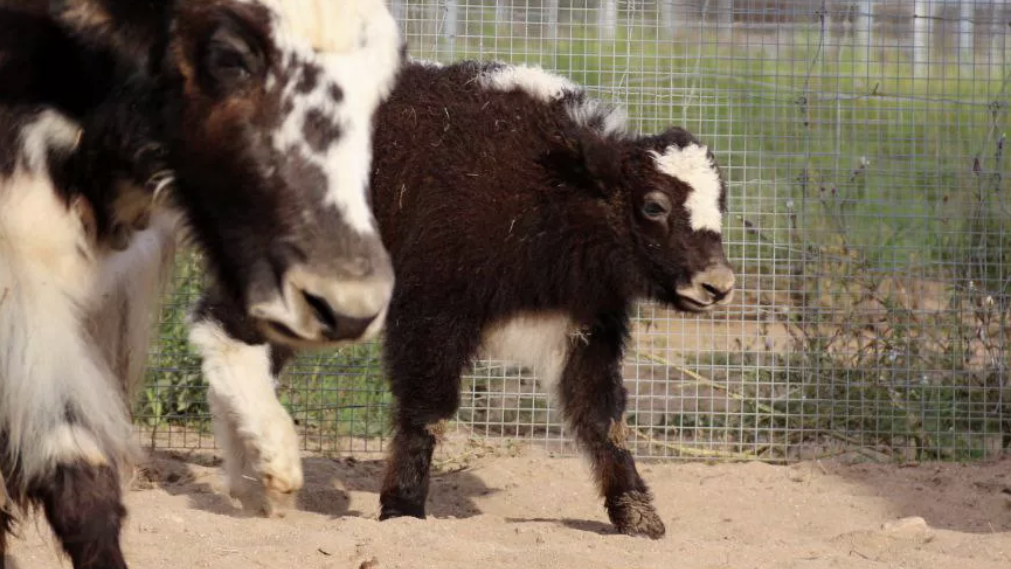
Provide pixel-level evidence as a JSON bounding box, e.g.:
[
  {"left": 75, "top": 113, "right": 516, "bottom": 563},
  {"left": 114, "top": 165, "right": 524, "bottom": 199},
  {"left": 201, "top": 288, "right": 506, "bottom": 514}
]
[{"left": 558, "top": 311, "right": 665, "bottom": 539}]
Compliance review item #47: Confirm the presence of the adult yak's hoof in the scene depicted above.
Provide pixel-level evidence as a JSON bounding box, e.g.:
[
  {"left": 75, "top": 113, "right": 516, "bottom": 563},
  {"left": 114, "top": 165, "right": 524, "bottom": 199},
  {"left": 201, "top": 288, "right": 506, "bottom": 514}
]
[
  {"left": 222, "top": 407, "right": 304, "bottom": 518},
  {"left": 228, "top": 468, "right": 300, "bottom": 518},
  {"left": 606, "top": 491, "right": 666, "bottom": 539}
]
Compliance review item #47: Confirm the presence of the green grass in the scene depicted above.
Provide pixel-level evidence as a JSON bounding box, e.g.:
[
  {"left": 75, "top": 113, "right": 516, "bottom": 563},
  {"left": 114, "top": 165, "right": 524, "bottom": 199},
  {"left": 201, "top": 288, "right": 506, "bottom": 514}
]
[
  {"left": 279, "top": 341, "right": 391, "bottom": 445},
  {"left": 140, "top": 22, "right": 1011, "bottom": 461}
]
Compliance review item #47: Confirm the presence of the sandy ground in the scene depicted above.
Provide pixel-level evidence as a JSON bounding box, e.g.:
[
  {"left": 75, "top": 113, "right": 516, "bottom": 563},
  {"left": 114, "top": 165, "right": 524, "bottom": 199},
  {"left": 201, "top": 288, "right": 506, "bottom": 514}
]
[{"left": 6, "top": 438, "right": 1011, "bottom": 569}]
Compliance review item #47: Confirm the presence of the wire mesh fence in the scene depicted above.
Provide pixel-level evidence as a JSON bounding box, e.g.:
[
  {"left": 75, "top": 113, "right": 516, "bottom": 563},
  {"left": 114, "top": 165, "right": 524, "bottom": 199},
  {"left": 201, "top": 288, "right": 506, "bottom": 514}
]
[{"left": 138, "top": 0, "right": 1011, "bottom": 464}]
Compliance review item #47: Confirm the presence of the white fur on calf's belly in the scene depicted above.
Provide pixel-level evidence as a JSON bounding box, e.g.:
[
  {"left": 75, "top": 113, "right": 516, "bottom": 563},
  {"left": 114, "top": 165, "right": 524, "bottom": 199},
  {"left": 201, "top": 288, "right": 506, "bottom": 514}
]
[{"left": 479, "top": 312, "right": 579, "bottom": 398}]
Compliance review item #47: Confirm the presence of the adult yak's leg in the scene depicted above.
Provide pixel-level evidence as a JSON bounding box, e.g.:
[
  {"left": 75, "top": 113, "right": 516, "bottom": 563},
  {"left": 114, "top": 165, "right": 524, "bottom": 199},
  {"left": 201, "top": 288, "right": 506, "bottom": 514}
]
[
  {"left": 0, "top": 173, "right": 136, "bottom": 568},
  {"left": 28, "top": 460, "right": 128, "bottom": 569},
  {"left": 379, "top": 304, "right": 478, "bottom": 520},
  {"left": 557, "top": 310, "right": 665, "bottom": 539},
  {"left": 0, "top": 293, "right": 133, "bottom": 569},
  {"left": 188, "top": 284, "right": 301, "bottom": 517}
]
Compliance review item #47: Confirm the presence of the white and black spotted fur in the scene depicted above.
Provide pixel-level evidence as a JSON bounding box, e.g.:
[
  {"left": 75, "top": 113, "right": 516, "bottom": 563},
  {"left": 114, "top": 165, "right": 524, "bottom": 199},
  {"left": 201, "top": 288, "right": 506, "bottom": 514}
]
[
  {"left": 0, "top": 1, "right": 403, "bottom": 567},
  {"left": 187, "top": 58, "right": 736, "bottom": 539}
]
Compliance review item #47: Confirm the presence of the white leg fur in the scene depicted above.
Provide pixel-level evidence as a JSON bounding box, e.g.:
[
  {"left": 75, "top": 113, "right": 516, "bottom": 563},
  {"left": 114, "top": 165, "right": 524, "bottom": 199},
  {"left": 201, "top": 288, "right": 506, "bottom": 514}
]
[{"left": 188, "top": 319, "right": 303, "bottom": 517}]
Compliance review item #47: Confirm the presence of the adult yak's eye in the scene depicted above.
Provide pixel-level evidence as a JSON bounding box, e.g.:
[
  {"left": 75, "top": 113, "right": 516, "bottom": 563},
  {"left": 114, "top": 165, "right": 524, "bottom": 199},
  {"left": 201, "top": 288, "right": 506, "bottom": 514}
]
[
  {"left": 200, "top": 18, "right": 265, "bottom": 95},
  {"left": 209, "top": 46, "right": 251, "bottom": 80}
]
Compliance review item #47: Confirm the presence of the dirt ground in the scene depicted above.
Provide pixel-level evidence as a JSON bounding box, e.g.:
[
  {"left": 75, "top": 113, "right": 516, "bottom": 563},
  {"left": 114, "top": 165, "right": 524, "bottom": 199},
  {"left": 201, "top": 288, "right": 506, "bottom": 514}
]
[{"left": 6, "top": 437, "right": 1011, "bottom": 569}]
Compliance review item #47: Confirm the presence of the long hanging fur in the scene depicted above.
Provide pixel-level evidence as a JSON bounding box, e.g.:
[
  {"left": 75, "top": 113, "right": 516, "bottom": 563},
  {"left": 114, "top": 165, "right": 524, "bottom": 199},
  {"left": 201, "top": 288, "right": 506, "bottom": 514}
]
[
  {"left": 0, "top": 110, "right": 180, "bottom": 507},
  {"left": 84, "top": 209, "right": 181, "bottom": 409},
  {"left": 0, "top": 111, "right": 133, "bottom": 496}
]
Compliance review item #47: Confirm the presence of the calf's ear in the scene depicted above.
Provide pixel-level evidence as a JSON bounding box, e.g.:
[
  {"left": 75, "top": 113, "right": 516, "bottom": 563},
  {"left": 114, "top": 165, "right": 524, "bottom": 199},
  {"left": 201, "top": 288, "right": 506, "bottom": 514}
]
[
  {"left": 634, "top": 126, "right": 699, "bottom": 155},
  {"left": 49, "top": 0, "right": 171, "bottom": 72},
  {"left": 542, "top": 126, "right": 623, "bottom": 197}
]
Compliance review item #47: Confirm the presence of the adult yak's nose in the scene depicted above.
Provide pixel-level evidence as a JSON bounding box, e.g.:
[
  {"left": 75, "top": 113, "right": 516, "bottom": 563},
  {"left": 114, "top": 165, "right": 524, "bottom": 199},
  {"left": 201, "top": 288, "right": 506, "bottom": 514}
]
[{"left": 246, "top": 243, "right": 394, "bottom": 347}]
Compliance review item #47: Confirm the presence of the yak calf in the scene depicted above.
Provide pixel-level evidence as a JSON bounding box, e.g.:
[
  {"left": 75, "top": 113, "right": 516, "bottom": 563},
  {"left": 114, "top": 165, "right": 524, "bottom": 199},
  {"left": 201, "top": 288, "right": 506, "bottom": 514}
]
[{"left": 190, "top": 58, "right": 735, "bottom": 538}]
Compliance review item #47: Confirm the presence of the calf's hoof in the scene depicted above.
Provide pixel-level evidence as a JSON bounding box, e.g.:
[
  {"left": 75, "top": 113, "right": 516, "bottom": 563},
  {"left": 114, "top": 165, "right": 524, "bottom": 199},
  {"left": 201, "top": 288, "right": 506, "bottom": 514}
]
[
  {"left": 378, "top": 497, "right": 427, "bottom": 521},
  {"left": 606, "top": 490, "right": 666, "bottom": 539}
]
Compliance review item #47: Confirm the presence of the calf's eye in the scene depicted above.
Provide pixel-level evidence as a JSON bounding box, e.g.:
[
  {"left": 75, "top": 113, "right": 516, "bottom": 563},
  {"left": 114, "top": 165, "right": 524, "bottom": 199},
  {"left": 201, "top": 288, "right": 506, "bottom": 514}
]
[{"left": 642, "top": 200, "right": 667, "bottom": 218}]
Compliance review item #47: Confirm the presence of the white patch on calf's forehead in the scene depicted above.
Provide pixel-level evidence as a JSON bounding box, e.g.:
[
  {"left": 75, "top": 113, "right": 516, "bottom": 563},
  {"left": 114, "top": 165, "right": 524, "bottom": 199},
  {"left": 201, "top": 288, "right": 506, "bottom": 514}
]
[
  {"left": 650, "top": 144, "right": 723, "bottom": 234},
  {"left": 259, "top": 0, "right": 401, "bottom": 235},
  {"left": 478, "top": 63, "right": 577, "bottom": 103}
]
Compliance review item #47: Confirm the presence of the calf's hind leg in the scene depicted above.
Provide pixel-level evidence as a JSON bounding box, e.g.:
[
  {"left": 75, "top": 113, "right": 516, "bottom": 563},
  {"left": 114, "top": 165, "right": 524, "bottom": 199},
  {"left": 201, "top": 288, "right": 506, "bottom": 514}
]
[
  {"left": 558, "top": 312, "right": 665, "bottom": 539},
  {"left": 379, "top": 313, "right": 477, "bottom": 520}
]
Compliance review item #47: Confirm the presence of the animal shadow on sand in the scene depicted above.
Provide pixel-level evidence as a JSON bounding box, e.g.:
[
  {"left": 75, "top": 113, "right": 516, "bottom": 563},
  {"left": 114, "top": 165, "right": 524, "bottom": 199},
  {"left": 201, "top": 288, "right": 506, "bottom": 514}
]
[
  {"left": 133, "top": 450, "right": 496, "bottom": 522},
  {"left": 504, "top": 517, "right": 618, "bottom": 537},
  {"left": 814, "top": 454, "right": 1011, "bottom": 534}
]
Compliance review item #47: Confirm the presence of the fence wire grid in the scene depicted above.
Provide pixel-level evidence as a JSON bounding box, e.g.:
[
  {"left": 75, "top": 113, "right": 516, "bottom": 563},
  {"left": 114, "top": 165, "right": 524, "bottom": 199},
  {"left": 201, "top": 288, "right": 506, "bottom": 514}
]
[{"left": 139, "top": 0, "right": 1011, "bottom": 464}]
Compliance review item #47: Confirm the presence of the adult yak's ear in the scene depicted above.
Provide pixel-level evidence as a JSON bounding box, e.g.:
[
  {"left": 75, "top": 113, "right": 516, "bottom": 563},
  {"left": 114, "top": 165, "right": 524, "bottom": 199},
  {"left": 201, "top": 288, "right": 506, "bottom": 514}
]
[
  {"left": 50, "top": 0, "right": 172, "bottom": 73},
  {"left": 541, "top": 126, "right": 623, "bottom": 197}
]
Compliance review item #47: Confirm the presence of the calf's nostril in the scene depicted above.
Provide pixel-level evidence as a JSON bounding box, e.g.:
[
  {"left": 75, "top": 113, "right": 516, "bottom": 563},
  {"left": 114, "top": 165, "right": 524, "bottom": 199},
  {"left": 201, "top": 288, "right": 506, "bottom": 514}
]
[
  {"left": 702, "top": 282, "right": 731, "bottom": 302},
  {"left": 301, "top": 290, "right": 338, "bottom": 331}
]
